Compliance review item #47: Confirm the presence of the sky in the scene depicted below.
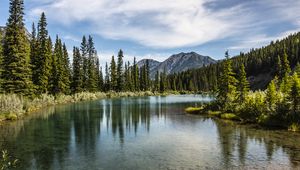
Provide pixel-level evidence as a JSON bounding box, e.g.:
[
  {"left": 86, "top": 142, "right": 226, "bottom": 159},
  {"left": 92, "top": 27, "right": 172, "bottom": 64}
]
[{"left": 1, "top": 0, "right": 300, "bottom": 66}]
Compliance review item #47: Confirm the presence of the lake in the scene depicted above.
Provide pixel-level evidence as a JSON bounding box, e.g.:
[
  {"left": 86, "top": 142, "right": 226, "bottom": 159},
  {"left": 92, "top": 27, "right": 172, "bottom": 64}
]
[{"left": 1, "top": 95, "right": 300, "bottom": 169}]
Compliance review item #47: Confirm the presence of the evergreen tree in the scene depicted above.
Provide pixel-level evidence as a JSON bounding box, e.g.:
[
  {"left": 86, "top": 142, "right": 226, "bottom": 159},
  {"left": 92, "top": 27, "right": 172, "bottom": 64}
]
[
  {"left": 282, "top": 50, "right": 291, "bottom": 77},
  {"left": 2, "top": 0, "right": 33, "bottom": 95},
  {"left": 116, "top": 49, "right": 124, "bottom": 91},
  {"left": 71, "top": 47, "right": 83, "bottom": 93},
  {"left": 81, "top": 36, "right": 88, "bottom": 90},
  {"left": 87, "top": 35, "right": 97, "bottom": 92},
  {"left": 0, "top": 30, "right": 3, "bottom": 92},
  {"left": 104, "top": 62, "right": 110, "bottom": 91},
  {"left": 132, "top": 57, "right": 139, "bottom": 91},
  {"left": 276, "top": 55, "right": 282, "bottom": 78},
  {"left": 237, "top": 64, "right": 249, "bottom": 103},
  {"left": 217, "top": 51, "right": 238, "bottom": 107},
  {"left": 154, "top": 71, "right": 160, "bottom": 92},
  {"left": 30, "top": 22, "right": 38, "bottom": 91},
  {"left": 62, "top": 43, "right": 71, "bottom": 94},
  {"left": 110, "top": 56, "right": 117, "bottom": 91},
  {"left": 35, "top": 12, "right": 52, "bottom": 93},
  {"left": 95, "top": 57, "right": 103, "bottom": 91},
  {"left": 266, "top": 79, "right": 278, "bottom": 113},
  {"left": 295, "top": 62, "right": 300, "bottom": 76},
  {"left": 289, "top": 73, "right": 300, "bottom": 115}
]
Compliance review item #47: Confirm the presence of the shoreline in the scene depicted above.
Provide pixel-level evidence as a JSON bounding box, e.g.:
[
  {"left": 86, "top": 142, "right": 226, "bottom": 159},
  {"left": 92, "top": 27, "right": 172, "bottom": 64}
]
[
  {"left": 185, "top": 107, "right": 298, "bottom": 132},
  {"left": 0, "top": 91, "right": 187, "bottom": 123}
]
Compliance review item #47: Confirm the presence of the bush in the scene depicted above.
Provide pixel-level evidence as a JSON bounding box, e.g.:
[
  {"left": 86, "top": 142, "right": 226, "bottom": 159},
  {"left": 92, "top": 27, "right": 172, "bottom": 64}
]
[
  {"left": 0, "top": 94, "right": 24, "bottom": 116},
  {"left": 220, "top": 113, "right": 240, "bottom": 121},
  {"left": 185, "top": 107, "right": 203, "bottom": 114},
  {"left": 237, "top": 91, "right": 267, "bottom": 122},
  {"left": 288, "top": 123, "right": 300, "bottom": 132}
]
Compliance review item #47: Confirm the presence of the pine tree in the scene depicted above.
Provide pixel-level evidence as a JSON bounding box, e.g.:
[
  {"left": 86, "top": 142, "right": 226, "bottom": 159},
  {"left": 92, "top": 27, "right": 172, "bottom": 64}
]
[
  {"left": 87, "top": 35, "right": 97, "bottom": 92},
  {"left": 62, "top": 43, "right": 71, "bottom": 94},
  {"left": 110, "top": 56, "right": 117, "bottom": 91},
  {"left": 266, "top": 79, "right": 277, "bottom": 113},
  {"left": 276, "top": 55, "right": 282, "bottom": 78},
  {"left": 289, "top": 73, "right": 300, "bottom": 114},
  {"left": 217, "top": 51, "right": 238, "bottom": 107},
  {"left": 0, "top": 30, "right": 3, "bottom": 92},
  {"left": 95, "top": 57, "right": 103, "bottom": 91},
  {"left": 154, "top": 71, "right": 160, "bottom": 92},
  {"left": 104, "top": 62, "right": 110, "bottom": 91},
  {"left": 30, "top": 22, "right": 38, "bottom": 91},
  {"left": 34, "top": 12, "right": 52, "bottom": 93},
  {"left": 237, "top": 64, "right": 249, "bottom": 103},
  {"left": 116, "top": 49, "right": 124, "bottom": 91},
  {"left": 295, "top": 62, "right": 300, "bottom": 76},
  {"left": 2, "top": 0, "right": 33, "bottom": 95},
  {"left": 72, "top": 47, "right": 83, "bottom": 93},
  {"left": 132, "top": 57, "right": 140, "bottom": 91},
  {"left": 282, "top": 51, "right": 291, "bottom": 77},
  {"left": 145, "top": 59, "right": 150, "bottom": 90},
  {"left": 81, "top": 36, "right": 88, "bottom": 91}
]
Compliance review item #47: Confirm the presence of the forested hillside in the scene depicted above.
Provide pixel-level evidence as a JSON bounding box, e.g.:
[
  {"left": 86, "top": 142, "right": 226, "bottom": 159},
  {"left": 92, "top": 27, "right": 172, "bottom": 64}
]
[{"left": 167, "top": 33, "right": 300, "bottom": 92}]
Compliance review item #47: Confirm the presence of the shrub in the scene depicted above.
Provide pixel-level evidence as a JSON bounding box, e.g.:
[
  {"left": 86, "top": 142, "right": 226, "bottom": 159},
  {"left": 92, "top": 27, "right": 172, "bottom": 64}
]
[
  {"left": 221, "top": 113, "right": 240, "bottom": 121},
  {"left": 185, "top": 107, "right": 203, "bottom": 114}
]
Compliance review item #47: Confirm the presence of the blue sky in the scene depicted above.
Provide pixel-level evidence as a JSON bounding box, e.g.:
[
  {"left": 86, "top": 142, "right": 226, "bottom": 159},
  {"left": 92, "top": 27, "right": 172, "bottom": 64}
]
[{"left": 1, "top": 0, "right": 300, "bottom": 65}]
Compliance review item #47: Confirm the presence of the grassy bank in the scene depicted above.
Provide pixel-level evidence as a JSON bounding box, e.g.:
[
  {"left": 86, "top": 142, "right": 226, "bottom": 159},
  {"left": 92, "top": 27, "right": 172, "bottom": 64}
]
[{"left": 0, "top": 91, "right": 180, "bottom": 122}]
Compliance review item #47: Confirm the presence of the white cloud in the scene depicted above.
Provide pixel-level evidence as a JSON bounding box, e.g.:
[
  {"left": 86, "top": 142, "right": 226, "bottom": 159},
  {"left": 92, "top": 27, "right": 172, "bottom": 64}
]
[
  {"left": 29, "top": 0, "right": 252, "bottom": 49},
  {"left": 28, "top": 0, "right": 300, "bottom": 51}
]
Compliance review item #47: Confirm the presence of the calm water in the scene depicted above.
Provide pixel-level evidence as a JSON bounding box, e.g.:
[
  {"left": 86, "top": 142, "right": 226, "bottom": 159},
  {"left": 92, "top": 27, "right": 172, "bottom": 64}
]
[{"left": 1, "top": 95, "right": 300, "bottom": 170}]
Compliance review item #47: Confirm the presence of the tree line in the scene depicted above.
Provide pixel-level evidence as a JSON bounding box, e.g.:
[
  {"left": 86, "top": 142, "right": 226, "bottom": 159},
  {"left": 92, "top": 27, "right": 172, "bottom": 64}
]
[
  {"left": 0, "top": 0, "right": 172, "bottom": 97},
  {"left": 166, "top": 32, "right": 300, "bottom": 92}
]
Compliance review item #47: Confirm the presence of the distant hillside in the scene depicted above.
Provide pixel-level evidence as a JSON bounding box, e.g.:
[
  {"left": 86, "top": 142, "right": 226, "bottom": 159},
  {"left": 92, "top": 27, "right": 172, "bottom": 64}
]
[
  {"left": 137, "top": 52, "right": 216, "bottom": 78},
  {"left": 166, "top": 32, "right": 300, "bottom": 91}
]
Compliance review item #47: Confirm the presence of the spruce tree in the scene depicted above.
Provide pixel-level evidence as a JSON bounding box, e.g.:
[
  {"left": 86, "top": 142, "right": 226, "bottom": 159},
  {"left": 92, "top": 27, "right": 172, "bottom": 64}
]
[
  {"left": 133, "top": 57, "right": 139, "bottom": 91},
  {"left": 34, "top": 12, "right": 52, "bottom": 93},
  {"left": 87, "top": 35, "right": 97, "bottom": 92},
  {"left": 116, "top": 49, "right": 124, "bottom": 91},
  {"left": 266, "top": 79, "right": 277, "bottom": 113},
  {"left": 62, "top": 43, "right": 71, "bottom": 94},
  {"left": 71, "top": 47, "right": 83, "bottom": 93},
  {"left": 0, "top": 31, "right": 3, "bottom": 92},
  {"left": 2, "top": 0, "right": 33, "bottom": 95},
  {"left": 104, "top": 62, "right": 110, "bottom": 91},
  {"left": 154, "top": 71, "right": 160, "bottom": 92},
  {"left": 290, "top": 73, "right": 300, "bottom": 115},
  {"left": 81, "top": 36, "right": 88, "bottom": 90},
  {"left": 282, "top": 51, "right": 291, "bottom": 76},
  {"left": 217, "top": 51, "right": 237, "bottom": 108},
  {"left": 237, "top": 64, "right": 249, "bottom": 103},
  {"left": 110, "top": 56, "right": 117, "bottom": 91}
]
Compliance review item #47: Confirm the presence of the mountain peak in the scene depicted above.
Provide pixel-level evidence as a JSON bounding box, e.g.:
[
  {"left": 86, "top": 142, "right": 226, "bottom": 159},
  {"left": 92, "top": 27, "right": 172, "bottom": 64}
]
[{"left": 138, "top": 52, "right": 216, "bottom": 78}]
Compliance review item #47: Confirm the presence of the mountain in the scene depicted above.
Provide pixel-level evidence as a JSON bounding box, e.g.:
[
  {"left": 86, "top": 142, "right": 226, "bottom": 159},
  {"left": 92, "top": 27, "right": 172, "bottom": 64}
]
[
  {"left": 137, "top": 59, "right": 160, "bottom": 73},
  {"left": 137, "top": 52, "right": 216, "bottom": 78}
]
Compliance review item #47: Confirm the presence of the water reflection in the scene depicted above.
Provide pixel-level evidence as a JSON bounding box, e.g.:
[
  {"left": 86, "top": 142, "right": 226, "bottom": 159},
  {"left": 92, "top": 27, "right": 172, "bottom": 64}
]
[{"left": 0, "top": 95, "right": 300, "bottom": 169}]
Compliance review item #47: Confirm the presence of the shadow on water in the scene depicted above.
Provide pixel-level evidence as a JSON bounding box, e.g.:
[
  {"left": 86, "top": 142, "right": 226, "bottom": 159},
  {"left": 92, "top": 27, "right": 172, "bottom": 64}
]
[{"left": 0, "top": 95, "right": 300, "bottom": 169}]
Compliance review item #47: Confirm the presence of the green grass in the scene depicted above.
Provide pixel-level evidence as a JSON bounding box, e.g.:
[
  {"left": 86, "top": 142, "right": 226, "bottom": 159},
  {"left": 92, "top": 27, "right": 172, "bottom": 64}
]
[
  {"left": 220, "top": 113, "right": 240, "bottom": 121},
  {"left": 208, "top": 111, "right": 222, "bottom": 117},
  {"left": 288, "top": 123, "right": 300, "bottom": 132},
  {"left": 0, "top": 91, "right": 176, "bottom": 122},
  {"left": 185, "top": 107, "right": 203, "bottom": 114}
]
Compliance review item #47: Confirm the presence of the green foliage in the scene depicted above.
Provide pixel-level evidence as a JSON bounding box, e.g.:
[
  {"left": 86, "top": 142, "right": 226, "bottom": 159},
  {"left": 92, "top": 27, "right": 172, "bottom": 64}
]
[
  {"left": 33, "top": 12, "right": 52, "bottom": 94},
  {"left": 266, "top": 79, "right": 279, "bottom": 113},
  {"left": 220, "top": 113, "right": 240, "bottom": 121},
  {"left": 217, "top": 51, "right": 238, "bottom": 110},
  {"left": 237, "top": 64, "right": 249, "bottom": 103},
  {"left": 289, "top": 73, "right": 300, "bottom": 115},
  {"left": 0, "top": 150, "right": 18, "bottom": 170},
  {"left": 71, "top": 47, "right": 83, "bottom": 93},
  {"left": 116, "top": 49, "right": 124, "bottom": 91},
  {"left": 110, "top": 56, "right": 117, "bottom": 91},
  {"left": 185, "top": 107, "right": 203, "bottom": 114},
  {"left": 2, "top": 0, "right": 34, "bottom": 95}
]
